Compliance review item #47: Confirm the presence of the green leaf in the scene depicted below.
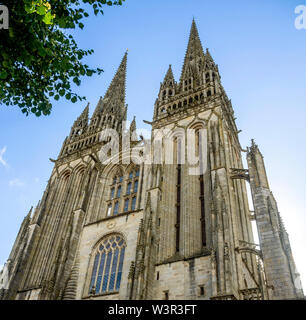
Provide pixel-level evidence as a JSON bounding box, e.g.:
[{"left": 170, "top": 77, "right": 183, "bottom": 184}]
[
  {"left": 24, "top": 55, "right": 32, "bottom": 66},
  {"left": 43, "top": 11, "right": 54, "bottom": 25},
  {"left": 37, "top": 5, "right": 47, "bottom": 16},
  {"left": 1, "top": 0, "right": 120, "bottom": 116},
  {"left": 0, "top": 71, "right": 8, "bottom": 79},
  {"left": 9, "top": 28, "right": 14, "bottom": 38},
  {"left": 2, "top": 60, "right": 9, "bottom": 68},
  {"left": 86, "top": 70, "right": 93, "bottom": 76},
  {"left": 38, "top": 47, "right": 47, "bottom": 57},
  {"left": 73, "top": 77, "right": 81, "bottom": 85},
  {"left": 25, "top": 5, "right": 36, "bottom": 14}
]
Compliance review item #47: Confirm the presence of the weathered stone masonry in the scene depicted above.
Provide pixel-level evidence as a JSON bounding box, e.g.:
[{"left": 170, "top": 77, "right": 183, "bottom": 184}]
[{"left": 0, "top": 20, "right": 303, "bottom": 300}]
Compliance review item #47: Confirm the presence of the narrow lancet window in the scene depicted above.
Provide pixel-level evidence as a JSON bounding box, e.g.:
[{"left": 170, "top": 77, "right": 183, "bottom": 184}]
[
  {"left": 175, "top": 138, "right": 182, "bottom": 252},
  {"left": 197, "top": 129, "right": 206, "bottom": 246},
  {"left": 124, "top": 199, "right": 129, "bottom": 212},
  {"left": 114, "top": 202, "right": 119, "bottom": 215}
]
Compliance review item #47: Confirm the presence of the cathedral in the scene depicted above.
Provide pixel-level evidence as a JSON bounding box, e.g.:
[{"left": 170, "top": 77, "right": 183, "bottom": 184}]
[{"left": 0, "top": 20, "right": 304, "bottom": 300}]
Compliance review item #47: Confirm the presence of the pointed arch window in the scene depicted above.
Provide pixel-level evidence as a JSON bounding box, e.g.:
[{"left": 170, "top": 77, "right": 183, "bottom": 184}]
[
  {"left": 123, "top": 167, "right": 140, "bottom": 213},
  {"left": 89, "top": 234, "right": 126, "bottom": 295},
  {"left": 114, "top": 201, "right": 119, "bottom": 215},
  {"left": 195, "top": 126, "right": 207, "bottom": 246},
  {"left": 106, "top": 167, "right": 140, "bottom": 217},
  {"left": 131, "top": 197, "right": 136, "bottom": 211},
  {"left": 108, "top": 172, "right": 123, "bottom": 215},
  {"left": 124, "top": 199, "right": 129, "bottom": 212},
  {"left": 110, "top": 187, "right": 115, "bottom": 199},
  {"left": 116, "top": 186, "right": 122, "bottom": 198},
  {"left": 134, "top": 180, "right": 139, "bottom": 193},
  {"left": 126, "top": 182, "right": 132, "bottom": 195},
  {"left": 175, "top": 137, "right": 182, "bottom": 252}
]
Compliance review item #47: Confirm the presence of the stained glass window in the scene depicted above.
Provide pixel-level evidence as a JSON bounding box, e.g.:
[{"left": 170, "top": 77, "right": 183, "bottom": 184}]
[
  {"left": 126, "top": 182, "right": 132, "bottom": 195},
  {"left": 110, "top": 188, "right": 115, "bottom": 199},
  {"left": 116, "top": 186, "right": 121, "bottom": 198},
  {"left": 134, "top": 180, "right": 138, "bottom": 193},
  {"left": 107, "top": 167, "right": 140, "bottom": 217},
  {"left": 89, "top": 234, "right": 126, "bottom": 295},
  {"left": 114, "top": 202, "right": 119, "bottom": 215},
  {"left": 124, "top": 199, "right": 129, "bottom": 212},
  {"left": 131, "top": 197, "right": 136, "bottom": 211}
]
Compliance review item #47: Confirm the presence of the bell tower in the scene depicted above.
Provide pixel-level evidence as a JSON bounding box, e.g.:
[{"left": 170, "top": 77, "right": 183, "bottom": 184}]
[
  {"left": 247, "top": 140, "right": 304, "bottom": 299},
  {"left": 147, "top": 19, "right": 263, "bottom": 300},
  {"left": 1, "top": 52, "right": 129, "bottom": 300}
]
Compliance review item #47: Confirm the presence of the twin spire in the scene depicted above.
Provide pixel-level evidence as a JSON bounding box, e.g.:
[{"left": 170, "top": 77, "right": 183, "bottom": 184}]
[{"left": 73, "top": 19, "right": 213, "bottom": 129}]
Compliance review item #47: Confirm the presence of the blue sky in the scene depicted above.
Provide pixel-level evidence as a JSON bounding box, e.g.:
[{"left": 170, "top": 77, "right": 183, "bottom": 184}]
[{"left": 1, "top": 0, "right": 306, "bottom": 288}]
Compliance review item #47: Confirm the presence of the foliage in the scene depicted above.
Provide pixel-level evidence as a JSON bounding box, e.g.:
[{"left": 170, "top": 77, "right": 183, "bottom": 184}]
[{"left": 0, "top": 0, "right": 124, "bottom": 116}]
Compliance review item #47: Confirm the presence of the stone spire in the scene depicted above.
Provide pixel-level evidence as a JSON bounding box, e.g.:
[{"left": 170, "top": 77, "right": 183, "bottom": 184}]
[
  {"left": 163, "top": 64, "right": 175, "bottom": 85},
  {"left": 70, "top": 103, "right": 89, "bottom": 138},
  {"left": 91, "top": 97, "right": 103, "bottom": 119},
  {"left": 129, "top": 116, "right": 138, "bottom": 143},
  {"left": 90, "top": 52, "right": 128, "bottom": 130},
  {"left": 75, "top": 103, "right": 89, "bottom": 125},
  {"left": 159, "top": 65, "right": 176, "bottom": 101},
  {"left": 130, "top": 116, "right": 136, "bottom": 133},
  {"left": 205, "top": 48, "right": 214, "bottom": 63},
  {"left": 180, "top": 19, "right": 205, "bottom": 85},
  {"left": 103, "top": 51, "right": 127, "bottom": 113}
]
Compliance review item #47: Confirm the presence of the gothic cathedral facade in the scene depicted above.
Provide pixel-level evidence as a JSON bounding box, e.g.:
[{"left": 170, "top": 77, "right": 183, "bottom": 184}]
[{"left": 0, "top": 20, "right": 304, "bottom": 300}]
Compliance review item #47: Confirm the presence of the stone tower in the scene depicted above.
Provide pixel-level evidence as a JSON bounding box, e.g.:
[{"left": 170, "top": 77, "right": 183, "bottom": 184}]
[
  {"left": 0, "top": 20, "right": 303, "bottom": 300},
  {"left": 247, "top": 140, "right": 304, "bottom": 299}
]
